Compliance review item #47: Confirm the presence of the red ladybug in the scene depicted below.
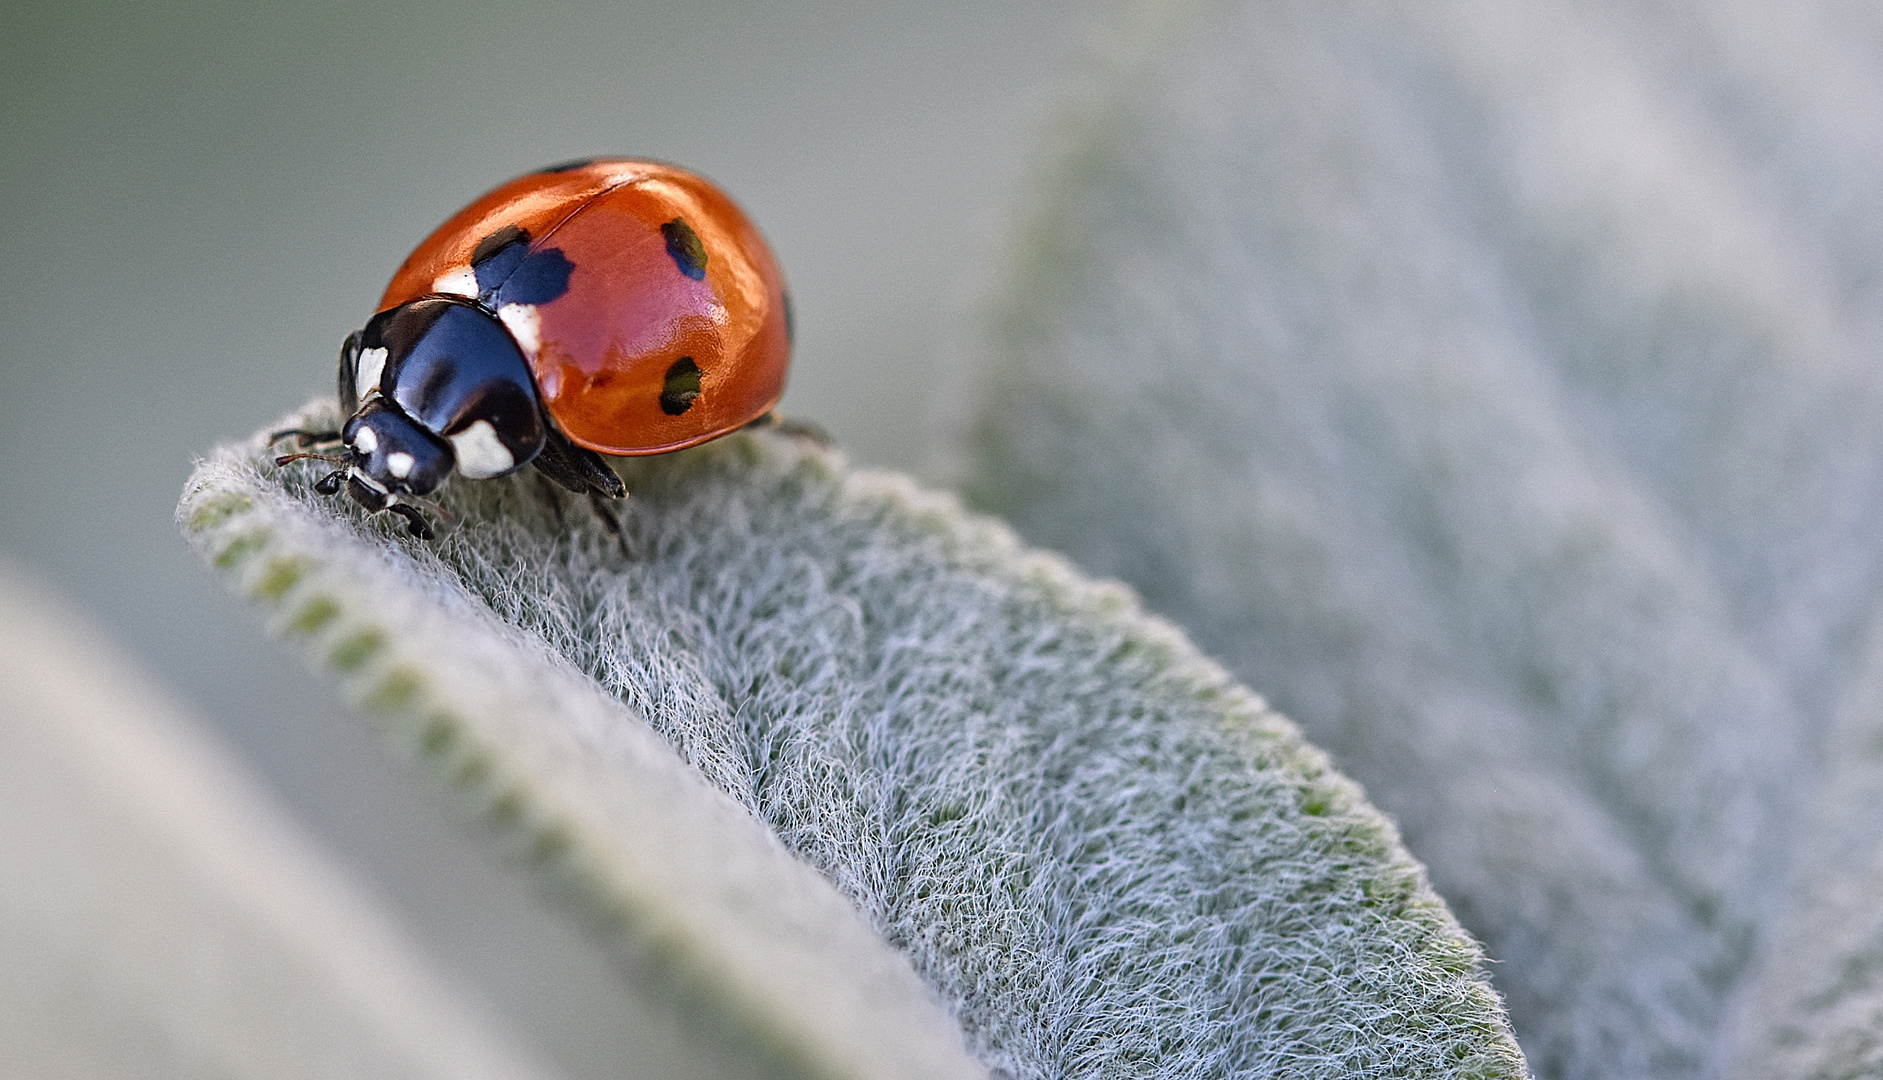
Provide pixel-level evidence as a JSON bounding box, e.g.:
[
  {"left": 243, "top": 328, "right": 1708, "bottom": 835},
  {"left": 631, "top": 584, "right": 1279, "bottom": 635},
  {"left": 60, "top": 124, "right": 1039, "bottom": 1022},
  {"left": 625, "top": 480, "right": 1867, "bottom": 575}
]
[{"left": 275, "top": 158, "right": 792, "bottom": 538}]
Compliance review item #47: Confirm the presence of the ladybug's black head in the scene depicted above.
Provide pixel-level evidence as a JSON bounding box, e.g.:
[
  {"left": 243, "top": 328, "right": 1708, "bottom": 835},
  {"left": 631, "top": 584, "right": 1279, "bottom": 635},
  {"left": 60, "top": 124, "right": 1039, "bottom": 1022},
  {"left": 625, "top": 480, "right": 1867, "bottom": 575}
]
[
  {"left": 341, "top": 398, "right": 454, "bottom": 500},
  {"left": 278, "top": 398, "right": 452, "bottom": 539},
  {"left": 313, "top": 295, "right": 552, "bottom": 538}
]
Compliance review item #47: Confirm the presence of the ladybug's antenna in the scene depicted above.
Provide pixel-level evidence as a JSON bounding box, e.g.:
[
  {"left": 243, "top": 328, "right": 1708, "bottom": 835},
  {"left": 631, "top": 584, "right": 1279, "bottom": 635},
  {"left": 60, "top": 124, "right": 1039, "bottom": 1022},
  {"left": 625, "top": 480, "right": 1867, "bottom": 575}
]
[
  {"left": 269, "top": 427, "right": 341, "bottom": 448},
  {"left": 274, "top": 452, "right": 351, "bottom": 468},
  {"left": 274, "top": 451, "right": 352, "bottom": 468}
]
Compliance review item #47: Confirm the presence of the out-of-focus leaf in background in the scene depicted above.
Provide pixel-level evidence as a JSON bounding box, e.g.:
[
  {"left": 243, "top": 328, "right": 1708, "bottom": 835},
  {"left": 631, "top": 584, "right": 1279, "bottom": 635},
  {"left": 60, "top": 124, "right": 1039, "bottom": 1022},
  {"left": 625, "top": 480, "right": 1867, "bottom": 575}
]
[{"left": 954, "top": 2, "right": 1883, "bottom": 1077}]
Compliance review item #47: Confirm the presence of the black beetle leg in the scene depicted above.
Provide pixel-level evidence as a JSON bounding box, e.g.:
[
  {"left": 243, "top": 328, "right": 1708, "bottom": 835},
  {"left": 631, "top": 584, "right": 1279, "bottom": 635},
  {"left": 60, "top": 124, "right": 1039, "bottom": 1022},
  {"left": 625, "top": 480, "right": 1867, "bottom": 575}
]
[
  {"left": 386, "top": 502, "right": 435, "bottom": 540},
  {"left": 313, "top": 469, "right": 345, "bottom": 495},
  {"left": 531, "top": 424, "right": 627, "bottom": 499},
  {"left": 532, "top": 472, "right": 568, "bottom": 529},
  {"left": 587, "top": 493, "right": 632, "bottom": 559},
  {"left": 743, "top": 411, "right": 831, "bottom": 447}
]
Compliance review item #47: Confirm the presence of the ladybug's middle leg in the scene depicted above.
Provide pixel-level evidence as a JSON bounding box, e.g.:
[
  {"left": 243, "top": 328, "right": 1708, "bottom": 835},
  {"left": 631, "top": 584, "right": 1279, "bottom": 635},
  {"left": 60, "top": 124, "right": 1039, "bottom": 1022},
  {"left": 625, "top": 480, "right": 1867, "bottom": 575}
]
[
  {"left": 532, "top": 472, "right": 569, "bottom": 529},
  {"left": 530, "top": 425, "right": 627, "bottom": 499},
  {"left": 586, "top": 493, "right": 632, "bottom": 560}
]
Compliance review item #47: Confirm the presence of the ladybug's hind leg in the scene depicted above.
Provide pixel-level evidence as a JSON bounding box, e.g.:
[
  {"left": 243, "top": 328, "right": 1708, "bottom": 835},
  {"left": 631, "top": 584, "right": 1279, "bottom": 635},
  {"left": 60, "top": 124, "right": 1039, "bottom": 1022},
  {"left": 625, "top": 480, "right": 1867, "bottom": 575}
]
[{"left": 744, "top": 411, "right": 831, "bottom": 447}]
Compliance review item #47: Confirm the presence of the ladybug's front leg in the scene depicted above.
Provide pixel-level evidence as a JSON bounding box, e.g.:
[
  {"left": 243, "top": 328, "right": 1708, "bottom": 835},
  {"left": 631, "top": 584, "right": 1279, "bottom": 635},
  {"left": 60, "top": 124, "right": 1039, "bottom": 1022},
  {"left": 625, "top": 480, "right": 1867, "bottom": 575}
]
[
  {"left": 333, "top": 465, "right": 438, "bottom": 541},
  {"left": 385, "top": 502, "right": 436, "bottom": 541}
]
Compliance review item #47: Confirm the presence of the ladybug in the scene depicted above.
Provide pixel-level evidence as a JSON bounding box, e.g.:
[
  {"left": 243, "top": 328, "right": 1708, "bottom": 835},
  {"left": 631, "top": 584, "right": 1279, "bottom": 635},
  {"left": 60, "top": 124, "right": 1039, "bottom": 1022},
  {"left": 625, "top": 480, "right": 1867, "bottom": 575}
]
[{"left": 275, "top": 158, "right": 793, "bottom": 540}]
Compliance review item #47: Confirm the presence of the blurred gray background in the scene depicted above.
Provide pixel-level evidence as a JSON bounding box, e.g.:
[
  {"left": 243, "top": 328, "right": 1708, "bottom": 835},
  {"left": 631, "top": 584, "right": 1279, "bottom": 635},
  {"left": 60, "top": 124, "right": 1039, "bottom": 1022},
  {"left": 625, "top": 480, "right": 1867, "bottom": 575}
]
[{"left": 0, "top": 1, "right": 1090, "bottom": 1073}]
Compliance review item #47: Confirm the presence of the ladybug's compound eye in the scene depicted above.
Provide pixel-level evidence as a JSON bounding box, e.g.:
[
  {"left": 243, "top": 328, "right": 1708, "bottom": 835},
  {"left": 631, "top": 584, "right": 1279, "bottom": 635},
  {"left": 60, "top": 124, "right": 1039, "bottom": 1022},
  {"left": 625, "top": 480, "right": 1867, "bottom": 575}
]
[{"left": 343, "top": 399, "right": 454, "bottom": 497}]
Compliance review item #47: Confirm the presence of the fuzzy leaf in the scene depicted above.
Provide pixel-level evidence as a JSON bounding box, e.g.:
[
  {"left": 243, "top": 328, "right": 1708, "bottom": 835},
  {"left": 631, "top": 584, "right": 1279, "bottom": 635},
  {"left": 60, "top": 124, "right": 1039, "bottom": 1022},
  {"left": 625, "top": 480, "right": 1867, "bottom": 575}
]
[
  {"left": 951, "top": 2, "right": 1883, "bottom": 1078},
  {"left": 181, "top": 401, "right": 1524, "bottom": 1079},
  {"left": 0, "top": 558, "right": 562, "bottom": 1080}
]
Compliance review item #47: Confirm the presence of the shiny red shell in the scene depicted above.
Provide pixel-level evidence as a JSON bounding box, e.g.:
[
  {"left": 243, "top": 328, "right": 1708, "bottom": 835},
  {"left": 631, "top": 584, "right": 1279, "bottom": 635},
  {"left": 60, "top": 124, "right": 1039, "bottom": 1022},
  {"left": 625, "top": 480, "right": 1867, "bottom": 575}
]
[{"left": 379, "top": 159, "right": 790, "bottom": 456}]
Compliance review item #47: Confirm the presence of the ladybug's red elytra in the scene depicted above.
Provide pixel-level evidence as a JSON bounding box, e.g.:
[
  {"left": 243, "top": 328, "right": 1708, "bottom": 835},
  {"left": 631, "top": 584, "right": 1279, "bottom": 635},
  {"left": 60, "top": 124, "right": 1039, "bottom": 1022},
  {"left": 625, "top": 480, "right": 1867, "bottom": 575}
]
[{"left": 274, "top": 158, "right": 793, "bottom": 539}]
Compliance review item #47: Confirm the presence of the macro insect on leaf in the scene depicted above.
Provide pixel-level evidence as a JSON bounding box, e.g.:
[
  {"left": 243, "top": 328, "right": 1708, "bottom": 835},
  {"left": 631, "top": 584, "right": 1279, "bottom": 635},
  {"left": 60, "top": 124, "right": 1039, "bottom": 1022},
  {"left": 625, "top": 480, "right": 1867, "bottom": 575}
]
[{"left": 275, "top": 158, "right": 795, "bottom": 541}]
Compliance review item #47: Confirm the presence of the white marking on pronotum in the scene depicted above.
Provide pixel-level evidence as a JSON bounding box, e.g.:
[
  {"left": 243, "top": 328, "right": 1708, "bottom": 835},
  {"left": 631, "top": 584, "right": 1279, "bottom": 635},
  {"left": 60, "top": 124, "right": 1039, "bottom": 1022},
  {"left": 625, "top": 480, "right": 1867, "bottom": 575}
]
[
  {"left": 450, "top": 420, "right": 515, "bottom": 479},
  {"left": 434, "top": 267, "right": 479, "bottom": 298},
  {"left": 497, "top": 303, "right": 541, "bottom": 358},
  {"left": 355, "top": 346, "right": 389, "bottom": 402},
  {"left": 386, "top": 451, "right": 416, "bottom": 479},
  {"left": 351, "top": 425, "right": 379, "bottom": 454}
]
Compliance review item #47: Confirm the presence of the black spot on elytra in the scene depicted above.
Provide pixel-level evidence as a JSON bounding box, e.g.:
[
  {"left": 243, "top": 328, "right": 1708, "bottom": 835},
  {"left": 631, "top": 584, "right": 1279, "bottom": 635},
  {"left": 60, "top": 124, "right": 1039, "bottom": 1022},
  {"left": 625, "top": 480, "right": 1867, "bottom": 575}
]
[
  {"left": 660, "top": 357, "right": 701, "bottom": 415},
  {"left": 496, "top": 248, "right": 574, "bottom": 306},
  {"left": 472, "top": 224, "right": 530, "bottom": 266},
  {"left": 536, "top": 158, "right": 596, "bottom": 174},
  {"left": 472, "top": 227, "right": 531, "bottom": 298},
  {"left": 661, "top": 218, "right": 707, "bottom": 280},
  {"left": 468, "top": 225, "right": 574, "bottom": 307}
]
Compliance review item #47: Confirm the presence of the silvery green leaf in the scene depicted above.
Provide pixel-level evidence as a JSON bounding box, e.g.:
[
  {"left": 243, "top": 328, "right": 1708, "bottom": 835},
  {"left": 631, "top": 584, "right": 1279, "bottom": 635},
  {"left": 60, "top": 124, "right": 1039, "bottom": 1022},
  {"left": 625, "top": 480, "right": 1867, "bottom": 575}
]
[
  {"left": 0, "top": 558, "right": 563, "bottom": 1080},
  {"left": 951, "top": 2, "right": 1883, "bottom": 1077},
  {"left": 180, "top": 403, "right": 1524, "bottom": 1079}
]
